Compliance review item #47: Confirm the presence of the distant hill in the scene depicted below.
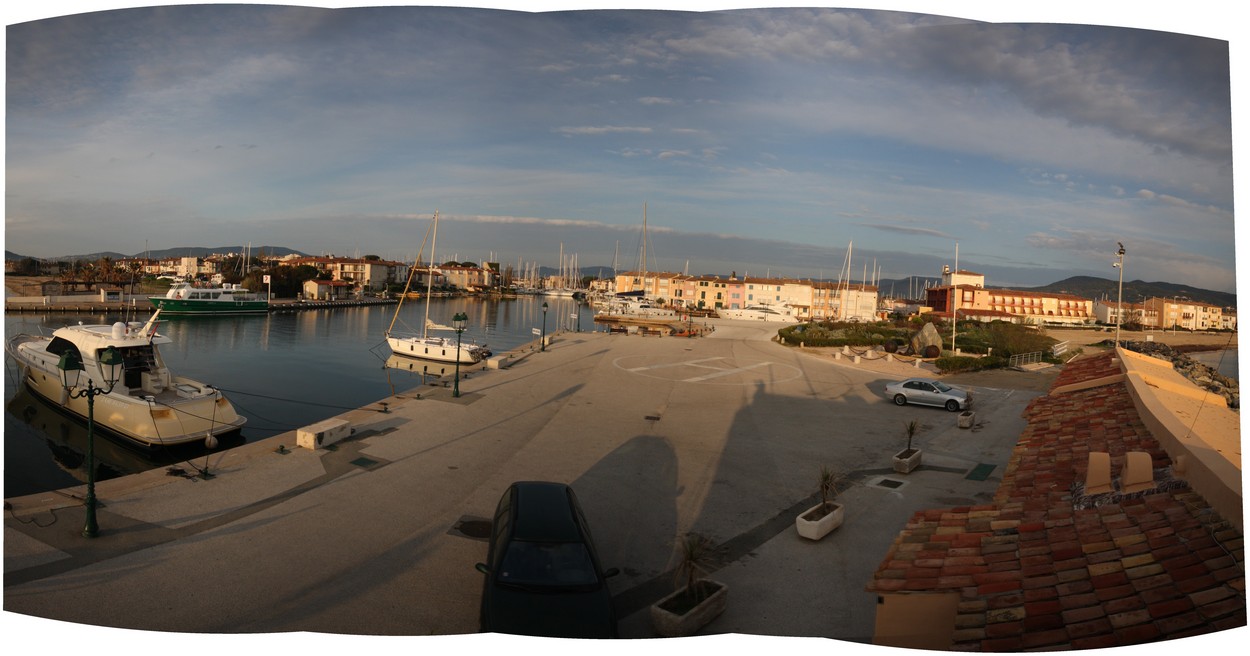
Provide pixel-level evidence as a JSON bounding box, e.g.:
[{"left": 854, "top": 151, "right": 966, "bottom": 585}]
[
  {"left": 874, "top": 275, "right": 1235, "bottom": 309},
  {"left": 1010, "top": 276, "right": 1236, "bottom": 309},
  {"left": 6, "top": 246, "right": 308, "bottom": 261}
]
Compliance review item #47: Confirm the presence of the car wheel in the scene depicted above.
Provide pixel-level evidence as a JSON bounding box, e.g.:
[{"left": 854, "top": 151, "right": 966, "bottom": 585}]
[
  {"left": 945, "top": 400, "right": 959, "bottom": 412},
  {"left": 893, "top": 394, "right": 908, "bottom": 406}
]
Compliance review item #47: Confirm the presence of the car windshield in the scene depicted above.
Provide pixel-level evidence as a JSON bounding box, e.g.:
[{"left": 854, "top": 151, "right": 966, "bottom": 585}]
[
  {"left": 933, "top": 381, "right": 953, "bottom": 393},
  {"left": 498, "top": 541, "right": 598, "bottom": 588}
]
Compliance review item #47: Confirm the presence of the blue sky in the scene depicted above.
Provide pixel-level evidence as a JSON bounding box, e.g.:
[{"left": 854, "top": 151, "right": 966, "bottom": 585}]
[{"left": 4, "top": 2, "right": 1239, "bottom": 293}]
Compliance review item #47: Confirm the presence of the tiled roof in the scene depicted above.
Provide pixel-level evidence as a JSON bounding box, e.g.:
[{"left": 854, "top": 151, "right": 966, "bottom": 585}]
[{"left": 866, "top": 351, "right": 1245, "bottom": 650}]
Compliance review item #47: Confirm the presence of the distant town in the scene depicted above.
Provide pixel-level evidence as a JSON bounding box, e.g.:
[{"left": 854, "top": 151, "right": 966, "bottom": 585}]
[{"left": 4, "top": 249, "right": 1237, "bottom": 332}]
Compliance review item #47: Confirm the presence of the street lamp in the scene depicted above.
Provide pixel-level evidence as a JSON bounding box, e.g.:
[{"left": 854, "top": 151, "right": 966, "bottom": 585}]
[
  {"left": 1113, "top": 242, "right": 1126, "bottom": 346},
  {"left": 541, "top": 301, "right": 549, "bottom": 351},
  {"left": 57, "top": 345, "right": 123, "bottom": 538},
  {"left": 452, "top": 312, "right": 468, "bottom": 398}
]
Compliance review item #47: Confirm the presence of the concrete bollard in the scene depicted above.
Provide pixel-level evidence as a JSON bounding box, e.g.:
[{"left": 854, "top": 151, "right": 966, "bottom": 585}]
[
  {"left": 297, "top": 418, "right": 352, "bottom": 450},
  {"left": 853, "top": 355, "right": 861, "bottom": 364}
]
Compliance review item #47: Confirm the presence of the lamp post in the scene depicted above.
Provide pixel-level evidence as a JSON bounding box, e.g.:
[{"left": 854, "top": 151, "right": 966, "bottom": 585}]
[
  {"left": 452, "top": 312, "right": 468, "bottom": 398},
  {"left": 1113, "top": 242, "right": 1126, "bottom": 346},
  {"left": 541, "top": 301, "right": 549, "bottom": 351},
  {"left": 57, "top": 346, "right": 122, "bottom": 538}
]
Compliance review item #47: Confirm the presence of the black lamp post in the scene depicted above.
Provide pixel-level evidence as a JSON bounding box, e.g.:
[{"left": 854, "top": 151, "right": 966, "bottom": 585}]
[
  {"left": 541, "top": 301, "right": 549, "bottom": 351},
  {"left": 57, "top": 345, "right": 122, "bottom": 538},
  {"left": 452, "top": 312, "right": 468, "bottom": 397}
]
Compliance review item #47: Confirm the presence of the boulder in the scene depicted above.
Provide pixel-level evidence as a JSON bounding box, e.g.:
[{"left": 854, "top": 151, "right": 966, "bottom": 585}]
[{"left": 910, "top": 322, "right": 944, "bottom": 357}]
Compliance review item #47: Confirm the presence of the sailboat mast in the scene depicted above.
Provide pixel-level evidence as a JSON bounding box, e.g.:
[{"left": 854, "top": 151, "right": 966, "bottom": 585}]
[
  {"left": 426, "top": 211, "right": 439, "bottom": 338},
  {"left": 386, "top": 212, "right": 435, "bottom": 337}
]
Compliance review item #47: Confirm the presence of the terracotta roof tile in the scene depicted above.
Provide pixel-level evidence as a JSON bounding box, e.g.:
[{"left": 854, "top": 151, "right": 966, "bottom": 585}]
[{"left": 866, "top": 350, "right": 1245, "bottom": 649}]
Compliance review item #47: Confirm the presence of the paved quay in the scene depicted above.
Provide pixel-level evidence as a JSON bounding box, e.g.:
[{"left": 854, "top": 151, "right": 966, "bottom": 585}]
[{"left": 5, "top": 319, "right": 1048, "bottom": 644}]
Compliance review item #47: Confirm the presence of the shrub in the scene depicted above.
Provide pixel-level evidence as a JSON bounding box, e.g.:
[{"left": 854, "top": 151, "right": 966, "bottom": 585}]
[{"left": 935, "top": 355, "right": 1008, "bottom": 373}]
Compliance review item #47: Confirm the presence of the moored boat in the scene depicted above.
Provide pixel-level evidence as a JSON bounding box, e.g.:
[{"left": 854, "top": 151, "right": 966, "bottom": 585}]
[
  {"left": 385, "top": 211, "right": 491, "bottom": 364},
  {"left": 5, "top": 311, "right": 248, "bottom": 447},
  {"left": 719, "top": 303, "right": 802, "bottom": 323},
  {"left": 149, "top": 281, "right": 268, "bottom": 315}
]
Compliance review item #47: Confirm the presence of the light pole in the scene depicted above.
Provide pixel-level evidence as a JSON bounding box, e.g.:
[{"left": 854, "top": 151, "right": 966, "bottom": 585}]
[
  {"left": 452, "top": 312, "right": 468, "bottom": 398},
  {"left": 541, "top": 301, "right": 549, "bottom": 351},
  {"left": 1113, "top": 242, "right": 1126, "bottom": 346},
  {"left": 57, "top": 345, "right": 123, "bottom": 538}
]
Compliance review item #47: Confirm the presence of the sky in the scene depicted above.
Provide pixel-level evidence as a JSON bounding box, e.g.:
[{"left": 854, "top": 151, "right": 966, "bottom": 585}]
[{"left": 4, "top": 2, "right": 1240, "bottom": 294}]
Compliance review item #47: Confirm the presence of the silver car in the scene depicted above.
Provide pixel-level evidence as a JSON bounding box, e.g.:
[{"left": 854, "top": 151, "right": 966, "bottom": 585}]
[{"left": 885, "top": 378, "right": 971, "bottom": 412}]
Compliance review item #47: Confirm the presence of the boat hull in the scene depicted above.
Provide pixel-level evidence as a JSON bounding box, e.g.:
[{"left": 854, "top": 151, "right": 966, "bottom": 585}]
[
  {"left": 387, "top": 335, "right": 487, "bottom": 364},
  {"left": 149, "top": 297, "right": 269, "bottom": 315},
  {"left": 17, "top": 364, "right": 246, "bottom": 447},
  {"left": 8, "top": 331, "right": 247, "bottom": 448}
]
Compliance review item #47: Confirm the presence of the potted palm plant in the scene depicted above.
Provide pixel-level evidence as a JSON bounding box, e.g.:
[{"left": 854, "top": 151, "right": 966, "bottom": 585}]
[
  {"left": 650, "top": 532, "right": 728, "bottom": 637},
  {"left": 795, "top": 465, "right": 845, "bottom": 540},
  {"left": 893, "top": 419, "right": 922, "bottom": 473}
]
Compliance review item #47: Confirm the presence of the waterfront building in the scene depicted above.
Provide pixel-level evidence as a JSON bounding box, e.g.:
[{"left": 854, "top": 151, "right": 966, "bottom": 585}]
[
  {"left": 810, "top": 280, "right": 880, "bottom": 322},
  {"left": 288, "top": 256, "right": 408, "bottom": 291},
  {"left": 438, "top": 263, "right": 495, "bottom": 291},
  {"left": 1140, "top": 297, "right": 1231, "bottom": 331},
  {"left": 1093, "top": 299, "right": 1157, "bottom": 327},
  {"left": 302, "top": 279, "right": 355, "bottom": 300},
  {"left": 926, "top": 269, "right": 1094, "bottom": 325}
]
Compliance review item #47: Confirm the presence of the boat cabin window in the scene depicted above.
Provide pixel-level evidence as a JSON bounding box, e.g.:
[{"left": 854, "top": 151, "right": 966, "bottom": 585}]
[{"left": 46, "top": 336, "right": 81, "bottom": 359}]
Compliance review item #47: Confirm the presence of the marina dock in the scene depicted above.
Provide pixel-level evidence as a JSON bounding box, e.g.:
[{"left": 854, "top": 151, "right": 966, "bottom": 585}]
[
  {"left": 4, "top": 319, "right": 1242, "bottom": 645},
  {"left": 4, "top": 296, "right": 398, "bottom": 314},
  {"left": 2, "top": 319, "right": 1040, "bottom": 638}
]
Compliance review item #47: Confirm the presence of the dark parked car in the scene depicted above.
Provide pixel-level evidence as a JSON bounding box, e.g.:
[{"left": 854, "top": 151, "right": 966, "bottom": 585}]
[{"left": 474, "top": 481, "right": 620, "bottom": 638}]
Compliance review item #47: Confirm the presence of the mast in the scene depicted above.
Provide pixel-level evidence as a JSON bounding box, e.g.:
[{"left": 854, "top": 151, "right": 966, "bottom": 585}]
[
  {"left": 385, "top": 211, "right": 435, "bottom": 337},
  {"left": 425, "top": 210, "right": 438, "bottom": 338}
]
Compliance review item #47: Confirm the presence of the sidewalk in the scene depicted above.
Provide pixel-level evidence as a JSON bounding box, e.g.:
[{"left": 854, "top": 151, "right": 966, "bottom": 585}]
[{"left": 5, "top": 321, "right": 1044, "bottom": 643}]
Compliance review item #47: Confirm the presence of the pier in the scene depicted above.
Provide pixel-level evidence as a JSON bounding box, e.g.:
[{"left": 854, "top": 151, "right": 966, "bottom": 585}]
[{"left": 4, "top": 296, "right": 397, "bottom": 314}]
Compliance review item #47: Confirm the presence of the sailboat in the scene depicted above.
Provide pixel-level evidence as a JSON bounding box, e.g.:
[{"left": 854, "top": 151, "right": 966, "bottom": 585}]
[{"left": 385, "top": 211, "right": 491, "bottom": 364}]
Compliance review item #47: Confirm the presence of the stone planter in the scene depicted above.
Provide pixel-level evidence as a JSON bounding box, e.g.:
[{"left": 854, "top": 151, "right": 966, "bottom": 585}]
[
  {"left": 650, "top": 579, "right": 728, "bottom": 637},
  {"left": 893, "top": 448, "right": 922, "bottom": 474},
  {"left": 958, "top": 411, "right": 976, "bottom": 429},
  {"left": 796, "top": 501, "right": 844, "bottom": 540}
]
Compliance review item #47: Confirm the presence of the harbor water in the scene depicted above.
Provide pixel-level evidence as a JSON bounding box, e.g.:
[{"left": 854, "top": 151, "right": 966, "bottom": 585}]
[{"left": 3, "top": 296, "right": 597, "bottom": 498}]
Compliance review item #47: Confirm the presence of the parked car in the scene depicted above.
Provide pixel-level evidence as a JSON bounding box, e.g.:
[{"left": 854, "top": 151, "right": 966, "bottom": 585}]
[
  {"left": 884, "top": 378, "right": 971, "bottom": 411},
  {"left": 475, "top": 481, "right": 620, "bottom": 638}
]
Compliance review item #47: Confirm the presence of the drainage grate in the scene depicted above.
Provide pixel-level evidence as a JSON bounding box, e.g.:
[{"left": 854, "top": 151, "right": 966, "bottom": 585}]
[
  {"left": 876, "top": 478, "right": 904, "bottom": 489},
  {"left": 350, "top": 456, "right": 380, "bottom": 469},
  {"left": 645, "top": 415, "right": 661, "bottom": 421}
]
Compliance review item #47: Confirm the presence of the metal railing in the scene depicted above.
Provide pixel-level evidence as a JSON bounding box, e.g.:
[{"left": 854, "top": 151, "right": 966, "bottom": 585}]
[{"left": 1009, "top": 351, "right": 1044, "bottom": 368}]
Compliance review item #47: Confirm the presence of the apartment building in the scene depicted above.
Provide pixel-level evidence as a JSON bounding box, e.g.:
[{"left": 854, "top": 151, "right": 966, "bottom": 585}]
[
  {"left": 1141, "top": 297, "right": 1233, "bottom": 331},
  {"left": 288, "top": 256, "right": 408, "bottom": 291},
  {"left": 613, "top": 271, "right": 880, "bottom": 320},
  {"left": 926, "top": 270, "right": 1094, "bottom": 325}
]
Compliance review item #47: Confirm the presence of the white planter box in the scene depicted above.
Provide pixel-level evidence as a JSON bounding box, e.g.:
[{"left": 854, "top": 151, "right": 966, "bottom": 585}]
[
  {"left": 893, "top": 448, "right": 922, "bottom": 474},
  {"left": 796, "top": 501, "right": 844, "bottom": 540},
  {"left": 958, "top": 411, "right": 976, "bottom": 429},
  {"left": 650, "top": 579, "right": 728, "bottom": 637}
]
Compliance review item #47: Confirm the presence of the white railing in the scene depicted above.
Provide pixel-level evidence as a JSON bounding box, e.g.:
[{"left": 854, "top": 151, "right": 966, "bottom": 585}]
[{"left": 1009, "top": 352, "right": 1044, "bottom": 368}]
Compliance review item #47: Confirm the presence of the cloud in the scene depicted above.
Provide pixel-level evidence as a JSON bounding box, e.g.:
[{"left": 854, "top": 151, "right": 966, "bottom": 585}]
[{"left": 553, "top": 126, "right": 653, "bottom": 136}]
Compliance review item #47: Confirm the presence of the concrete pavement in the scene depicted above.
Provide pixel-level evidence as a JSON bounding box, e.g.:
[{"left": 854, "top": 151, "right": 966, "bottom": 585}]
[{"left": 5, "top": 319, "right": 1045, "bottom": 643}]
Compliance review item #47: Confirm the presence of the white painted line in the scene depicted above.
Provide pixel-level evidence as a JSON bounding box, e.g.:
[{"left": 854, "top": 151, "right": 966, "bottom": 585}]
[
  {"left": 683, "top": 361, "right": 773, "bottom": 382},
  {"left": 624, "top": 357, "right": 725, "bottom": 372}
]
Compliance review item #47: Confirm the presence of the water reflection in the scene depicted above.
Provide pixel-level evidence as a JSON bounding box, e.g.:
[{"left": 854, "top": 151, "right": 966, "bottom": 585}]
[{"left": 5, "top": 382, "right": 247, "bottom": 491}]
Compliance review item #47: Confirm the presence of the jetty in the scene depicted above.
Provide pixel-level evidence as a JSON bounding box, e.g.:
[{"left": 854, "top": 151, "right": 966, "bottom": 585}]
[{"left": 4, "top": 295, "right": 397, "bottom": 314}]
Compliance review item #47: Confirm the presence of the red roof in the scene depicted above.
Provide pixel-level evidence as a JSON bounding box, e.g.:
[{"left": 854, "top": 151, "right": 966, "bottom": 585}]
[{"left": 866, "top": 351, "right": 1245, "bottom": 649}]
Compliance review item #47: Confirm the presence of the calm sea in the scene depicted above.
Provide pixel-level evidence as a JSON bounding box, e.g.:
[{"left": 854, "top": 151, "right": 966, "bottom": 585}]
[
  {"left": 1187, "top": 347, "right": 1239, "bottom": 380},
  {"left": 3, "top": 296, "right": 595, "bottom": 498}
]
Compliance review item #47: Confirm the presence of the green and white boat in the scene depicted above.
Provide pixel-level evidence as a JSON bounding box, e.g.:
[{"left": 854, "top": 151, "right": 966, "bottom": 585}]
[{"left": 149, "top": 281, "right": 269, "bottom": 316}]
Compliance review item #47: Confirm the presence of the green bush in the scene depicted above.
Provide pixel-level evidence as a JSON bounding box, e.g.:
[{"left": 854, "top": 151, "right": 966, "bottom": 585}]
[{"left": 935, "top": 355, "right": 1008, "bottom": 373}]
